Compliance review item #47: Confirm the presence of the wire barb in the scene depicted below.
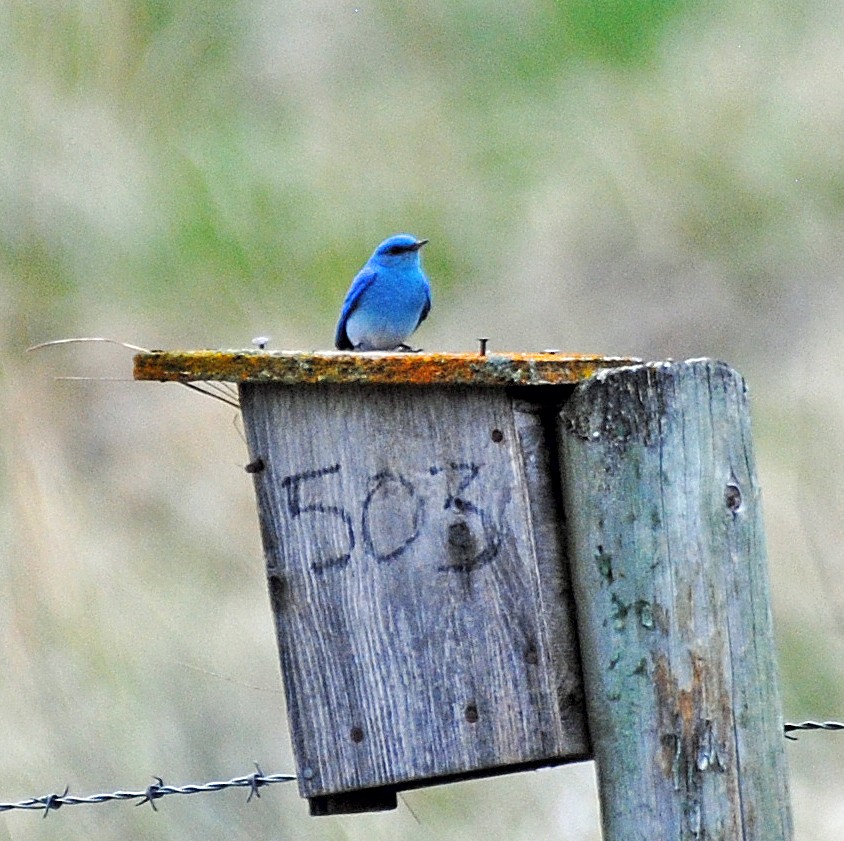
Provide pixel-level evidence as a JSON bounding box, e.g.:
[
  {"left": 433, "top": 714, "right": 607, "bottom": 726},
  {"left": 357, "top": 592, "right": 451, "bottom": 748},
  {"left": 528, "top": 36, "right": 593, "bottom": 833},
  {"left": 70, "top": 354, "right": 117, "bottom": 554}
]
[
  {"left": 137, "top": 777, "right": 165, "bottom": 811},
  {"left": 246, "top": 762, "right": 265, "bottom": 803},
  {"left": 39, "top": 786, "right": 69, "bottom": 818}
]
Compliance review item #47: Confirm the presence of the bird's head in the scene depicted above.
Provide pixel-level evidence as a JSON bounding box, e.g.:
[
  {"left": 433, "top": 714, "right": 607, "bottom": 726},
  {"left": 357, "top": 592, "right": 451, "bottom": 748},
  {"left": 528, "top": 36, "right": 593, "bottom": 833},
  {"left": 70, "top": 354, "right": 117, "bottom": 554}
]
[{"left": 370, "top": 234, "right": 428, "bottom": 268}]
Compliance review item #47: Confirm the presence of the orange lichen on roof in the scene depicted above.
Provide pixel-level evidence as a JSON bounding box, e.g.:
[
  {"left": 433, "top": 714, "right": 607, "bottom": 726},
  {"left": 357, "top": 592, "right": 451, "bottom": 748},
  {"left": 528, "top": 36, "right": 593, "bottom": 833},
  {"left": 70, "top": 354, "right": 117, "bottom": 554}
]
[{"left": 133, "top": 350, "right": 640, "bottom": 387}]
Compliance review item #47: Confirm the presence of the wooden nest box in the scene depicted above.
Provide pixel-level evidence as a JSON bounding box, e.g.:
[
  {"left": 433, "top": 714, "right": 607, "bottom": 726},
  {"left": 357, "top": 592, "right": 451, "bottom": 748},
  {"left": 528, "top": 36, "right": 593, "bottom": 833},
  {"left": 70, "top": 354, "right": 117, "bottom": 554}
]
[{"left": 134, "top": 351, "right": 793, "bottom": 840}]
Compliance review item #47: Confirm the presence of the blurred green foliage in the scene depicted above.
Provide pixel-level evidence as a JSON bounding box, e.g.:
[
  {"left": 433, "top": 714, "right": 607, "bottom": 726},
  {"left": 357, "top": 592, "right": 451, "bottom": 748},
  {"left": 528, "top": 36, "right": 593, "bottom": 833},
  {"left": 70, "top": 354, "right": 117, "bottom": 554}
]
[
  {"left": 560, "top": 0, "right": 692, "bottom": 65},
  {"left": 9, "top": 0, "right": 829, "bottom": 344}
]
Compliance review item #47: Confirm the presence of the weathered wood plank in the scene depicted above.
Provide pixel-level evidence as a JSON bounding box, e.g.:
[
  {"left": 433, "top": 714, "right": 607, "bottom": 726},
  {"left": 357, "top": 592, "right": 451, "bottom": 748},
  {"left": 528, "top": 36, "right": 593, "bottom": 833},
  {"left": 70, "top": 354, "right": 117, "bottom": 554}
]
[
  {"left": 133, "top": 350, "right": 638, "bottom": 386},
  {"left": 240, "top": 383, "right": 589, "bottom": 812},
  {"left": 558, "top": 360, "right": 793, "bottom": 841}
]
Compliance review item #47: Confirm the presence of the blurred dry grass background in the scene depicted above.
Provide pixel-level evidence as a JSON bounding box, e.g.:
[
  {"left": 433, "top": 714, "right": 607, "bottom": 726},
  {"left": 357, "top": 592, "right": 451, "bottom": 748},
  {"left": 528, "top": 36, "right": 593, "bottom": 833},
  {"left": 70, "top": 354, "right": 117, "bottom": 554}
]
[{"left": 1, "top": 1, "right": 843, "bottom": 838}]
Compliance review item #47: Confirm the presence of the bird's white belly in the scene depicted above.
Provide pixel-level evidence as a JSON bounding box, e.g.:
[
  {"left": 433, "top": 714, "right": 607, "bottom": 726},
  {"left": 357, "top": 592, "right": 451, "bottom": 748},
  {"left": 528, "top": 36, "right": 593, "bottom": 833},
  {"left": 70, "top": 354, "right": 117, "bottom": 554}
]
[{"left": 345, "top": 307, "right": 419, "bottom": 350}]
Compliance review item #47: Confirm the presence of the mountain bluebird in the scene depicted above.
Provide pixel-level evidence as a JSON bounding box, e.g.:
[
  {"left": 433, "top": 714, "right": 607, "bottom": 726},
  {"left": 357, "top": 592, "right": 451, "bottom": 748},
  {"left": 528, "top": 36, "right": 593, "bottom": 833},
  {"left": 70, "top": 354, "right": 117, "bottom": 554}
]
[{"left": 335, "top": 234, "right": 431, "bottom": 351}]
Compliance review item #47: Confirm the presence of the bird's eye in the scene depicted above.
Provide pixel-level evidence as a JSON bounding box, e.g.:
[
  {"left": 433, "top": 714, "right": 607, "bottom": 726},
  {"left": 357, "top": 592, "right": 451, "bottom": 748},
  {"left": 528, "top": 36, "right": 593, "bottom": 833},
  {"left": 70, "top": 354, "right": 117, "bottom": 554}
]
[{"left": 387, "top": 245, "right": 404, "bottom": 255}]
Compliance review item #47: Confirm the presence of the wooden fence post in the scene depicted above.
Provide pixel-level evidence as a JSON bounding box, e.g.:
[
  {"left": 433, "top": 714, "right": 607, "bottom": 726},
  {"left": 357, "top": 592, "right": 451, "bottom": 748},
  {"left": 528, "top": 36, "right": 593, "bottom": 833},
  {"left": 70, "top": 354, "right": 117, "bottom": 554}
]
[{"left": 557, "top": 359, "right": 793, "bottom": 840}]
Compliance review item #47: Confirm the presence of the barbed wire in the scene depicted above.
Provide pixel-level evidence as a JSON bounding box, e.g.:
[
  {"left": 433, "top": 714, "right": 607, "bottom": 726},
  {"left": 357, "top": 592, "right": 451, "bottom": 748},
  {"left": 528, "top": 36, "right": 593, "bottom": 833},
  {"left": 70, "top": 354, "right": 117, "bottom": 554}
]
[
  {"left": 1, "top": 723, "right": 841, "bottom": 817},
  {"left": 783, "top": 720, "right": 844, "bottom": 740},
  {"left": 0, "top": 765, "right": 296, "bottom": 817}
]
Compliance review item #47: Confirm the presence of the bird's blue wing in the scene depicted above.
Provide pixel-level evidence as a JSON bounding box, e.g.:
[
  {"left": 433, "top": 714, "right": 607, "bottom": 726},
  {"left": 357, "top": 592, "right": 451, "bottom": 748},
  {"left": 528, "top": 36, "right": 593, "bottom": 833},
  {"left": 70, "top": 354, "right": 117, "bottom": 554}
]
[
  {"left": 335, "top": 265, "right": 378, "bottom": 349},
  {"left": 415, "top": 285, "right": 432, "bottom": 329}
]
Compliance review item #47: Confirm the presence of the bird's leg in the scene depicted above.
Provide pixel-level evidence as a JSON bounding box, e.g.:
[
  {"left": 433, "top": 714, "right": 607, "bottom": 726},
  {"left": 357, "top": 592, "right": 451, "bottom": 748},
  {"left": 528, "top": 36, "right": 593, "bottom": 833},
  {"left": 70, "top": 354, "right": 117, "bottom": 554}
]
[{"left": 396, "top": 343, "right": 424, "bottom": 353}]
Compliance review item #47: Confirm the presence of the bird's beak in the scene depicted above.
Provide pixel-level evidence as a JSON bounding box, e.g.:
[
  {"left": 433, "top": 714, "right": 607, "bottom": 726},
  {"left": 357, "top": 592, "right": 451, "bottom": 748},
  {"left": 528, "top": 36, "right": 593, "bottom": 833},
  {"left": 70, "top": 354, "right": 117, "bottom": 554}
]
[{"left": 413, "top": 239, "right": 429, "bottom": 250}]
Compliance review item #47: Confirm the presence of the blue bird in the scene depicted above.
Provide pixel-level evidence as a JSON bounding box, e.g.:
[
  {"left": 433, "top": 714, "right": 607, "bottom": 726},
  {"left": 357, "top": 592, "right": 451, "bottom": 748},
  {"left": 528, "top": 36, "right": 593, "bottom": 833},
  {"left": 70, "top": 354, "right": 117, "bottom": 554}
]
[{"left": 335, "top": 234, "right": 431, "bottom": 351}]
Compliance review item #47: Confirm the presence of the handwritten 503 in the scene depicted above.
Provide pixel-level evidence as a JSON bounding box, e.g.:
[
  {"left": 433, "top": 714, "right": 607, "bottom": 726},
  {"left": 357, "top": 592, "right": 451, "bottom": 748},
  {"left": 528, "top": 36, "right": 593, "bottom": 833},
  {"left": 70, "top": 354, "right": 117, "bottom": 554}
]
[{"left": 277, "top": 461, "right": 502, "bottom": 574}]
